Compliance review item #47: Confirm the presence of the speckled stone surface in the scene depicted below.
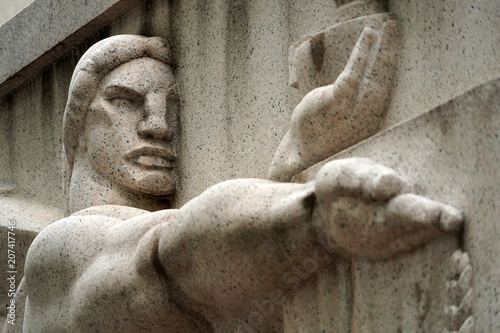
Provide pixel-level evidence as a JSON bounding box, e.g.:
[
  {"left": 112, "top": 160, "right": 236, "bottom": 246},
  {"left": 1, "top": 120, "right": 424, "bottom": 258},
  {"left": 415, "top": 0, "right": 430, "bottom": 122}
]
[
  {"left": 294, "top": 77, "right": 500, "bottom": 332},
  {"left": 0, "top": 0, "right": 33, "bottom": 26},
  {"left": 0, "top": 194, "right": 62, "bottom": 319},
  {"left": 2, "top": 0, "right": 499, "bottom": 209},
  {"left": 62, "top": 35, "right": 177, "bottom": 213},
  {"left": 0, "top": 5, "right": 173, "bottom": 327},
  {"left": 18, "top": 158, "right": 462, "bottom": 332},
  {"left": 0, "top": 0, "right": 146, "bottom": 97},
  {"left": 385, "top": 0, "right": 500, "bottom": 128},
  {"left": 269, "top": 1, "right": 400, "bottom": 182},
  {"left": 0, "top": 0, "right": 499, "bottom": 332},
  {"left": 8, "top": 30, "right": 464, "bottom": 333}
]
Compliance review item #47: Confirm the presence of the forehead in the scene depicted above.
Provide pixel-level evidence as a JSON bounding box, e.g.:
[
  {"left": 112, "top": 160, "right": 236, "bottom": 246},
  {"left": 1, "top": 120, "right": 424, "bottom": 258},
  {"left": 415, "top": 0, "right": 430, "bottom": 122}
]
[{"left": 99, "top": 57, "right": 175, "bottom": 94}]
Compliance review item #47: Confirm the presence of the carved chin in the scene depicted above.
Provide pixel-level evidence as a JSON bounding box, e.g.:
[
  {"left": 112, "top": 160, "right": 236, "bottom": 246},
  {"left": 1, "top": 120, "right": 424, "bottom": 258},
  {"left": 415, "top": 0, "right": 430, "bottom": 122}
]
[{"left": 121, "top": 168, "right": 178, "bottom": 197}]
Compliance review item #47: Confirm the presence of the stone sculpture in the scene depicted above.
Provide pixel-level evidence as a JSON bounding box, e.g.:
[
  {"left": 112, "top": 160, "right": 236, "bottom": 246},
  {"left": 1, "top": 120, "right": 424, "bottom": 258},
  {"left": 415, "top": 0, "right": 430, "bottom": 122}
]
[
  {"left": 269, "top": 0, "right": 399, "bottom": 181},
  {"left": 270, "top": 3, "right": 476, "bottom": 332},
  {"left": 61, "top": 35, "right": 178, "bottom": 214},
  {"left": 3, "top": 31, "right": 464, "bottom": 333}
]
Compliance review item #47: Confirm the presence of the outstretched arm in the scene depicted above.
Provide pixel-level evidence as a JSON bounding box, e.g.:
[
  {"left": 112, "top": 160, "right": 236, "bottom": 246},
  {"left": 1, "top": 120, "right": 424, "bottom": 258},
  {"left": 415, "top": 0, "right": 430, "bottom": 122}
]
[
  {"left": 17, "top": 162, "right": 462, "bottom": 331},
  {"left": 158, "top": 178, "right": 324, "bottom": 309},
  {"left": 157, "top": 159, "right": 462, "bottom": 310}
]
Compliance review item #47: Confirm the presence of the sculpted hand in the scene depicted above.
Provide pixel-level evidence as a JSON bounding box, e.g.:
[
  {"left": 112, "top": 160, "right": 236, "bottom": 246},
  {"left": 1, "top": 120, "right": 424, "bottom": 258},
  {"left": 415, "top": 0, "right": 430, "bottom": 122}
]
[
  {"left": 269, "top": 23, "right": 399, "bottom": 182},
  {"left": 313, "top": 158, "right": 463, "bottom": 261}
]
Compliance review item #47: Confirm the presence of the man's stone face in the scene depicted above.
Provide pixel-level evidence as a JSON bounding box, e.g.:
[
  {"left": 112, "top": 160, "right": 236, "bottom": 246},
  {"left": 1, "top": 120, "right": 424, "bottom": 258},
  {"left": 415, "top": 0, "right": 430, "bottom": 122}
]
[{"left": 83, "top": 57, "right": 179, "bottom": 196}]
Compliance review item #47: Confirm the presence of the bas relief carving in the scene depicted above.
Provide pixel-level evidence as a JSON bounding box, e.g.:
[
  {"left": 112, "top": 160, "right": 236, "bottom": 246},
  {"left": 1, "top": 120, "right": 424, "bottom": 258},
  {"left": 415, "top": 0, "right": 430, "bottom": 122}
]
[
  {"left": 6, "top": 3, "right": 467, "bottom": 332},
  {"left": 269, "top": 0, "right": 399, "bottom": 181},
  {"left": 445, "top": 250, "right": 474, "bottom": 333}
]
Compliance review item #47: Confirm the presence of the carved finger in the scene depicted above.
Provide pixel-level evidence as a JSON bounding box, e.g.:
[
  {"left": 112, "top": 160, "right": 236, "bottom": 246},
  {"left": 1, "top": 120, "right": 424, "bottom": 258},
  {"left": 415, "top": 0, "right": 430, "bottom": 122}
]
[
  {"left": 387, "top": 194, "right": 463, "bottom": 234},
  {"left": 351, "top": 20, "right": 399, "bottom": 130},
  {"left": 316, "top": 158, "right": 369, "bottom": 199},
  {"left": 314, "top": 27, "right": 381, "bottom": 115},
  {"left": 316, "top": 158, "right": 408, "bottom": 201},
  {"left": 439, "top": 203, "right": 464, "bottom": 233},
  {"left": 363, "top": 164, "right": 408, "bottom": 201},
  {"left": 375, "top": 20, "right": 400, "bottom": 72},
  {"left": 356, "top": 20, "right": 400, "bottom": 100},
  {"left": 337, "top": 26, "right": 379, "bottom": 93}
]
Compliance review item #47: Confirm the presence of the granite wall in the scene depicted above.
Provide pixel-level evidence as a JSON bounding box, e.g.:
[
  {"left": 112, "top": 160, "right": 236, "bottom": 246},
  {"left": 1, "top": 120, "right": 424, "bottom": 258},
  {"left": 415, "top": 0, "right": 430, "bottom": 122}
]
[
  {"left": 0, "top": 0, "right": 499, "bottom": 330},
  {"left": 0, "top": 0, "right": 33, "bottom": 26}
]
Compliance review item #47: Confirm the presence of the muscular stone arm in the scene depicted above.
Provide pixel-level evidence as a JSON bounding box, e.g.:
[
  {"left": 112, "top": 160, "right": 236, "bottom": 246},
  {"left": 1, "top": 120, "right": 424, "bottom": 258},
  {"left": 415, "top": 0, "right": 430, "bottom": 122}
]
[
  {"left": 21, "top": 211, "right": 210, "bottom": 332},
  {"left": 159, "top": 179, "right": 324, "bottom": 308},
  {"left": 158, "top": 179, "right": 326, "bottom": 313},
  {"left": 157, "top": 160, "right": 461, "bottom": 317},
  {"left": 18, "top": 161, "right": 461, "bottom": 332},
  {"left": 19, "top": 181, "right": 327, "bottom": 332}
]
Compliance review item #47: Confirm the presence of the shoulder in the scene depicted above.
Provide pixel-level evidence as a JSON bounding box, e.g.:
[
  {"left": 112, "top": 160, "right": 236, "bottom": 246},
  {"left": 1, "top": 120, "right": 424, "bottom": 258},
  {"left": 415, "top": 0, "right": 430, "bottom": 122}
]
[
  {"left": 23, "top": 214, "right": 121, "bottom": 302},
  {"left": 25, "top": 214, "right": 120, "bottom": 271},
  {"left": 29, "top": 213, "right": 121, "bottom": 250},
  {"left": 70, "top": 204, "right": 151, "bottom": 220},
  {"left": 27, "top": 207, "right": 178, "bottom": 267}
]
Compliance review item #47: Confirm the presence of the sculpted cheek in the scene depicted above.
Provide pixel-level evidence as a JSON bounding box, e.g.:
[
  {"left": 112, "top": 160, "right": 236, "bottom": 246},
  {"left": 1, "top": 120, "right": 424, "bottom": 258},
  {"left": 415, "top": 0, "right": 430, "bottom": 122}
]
[{"left": 88, "top": 98, "right": 119, "bottom": 129}]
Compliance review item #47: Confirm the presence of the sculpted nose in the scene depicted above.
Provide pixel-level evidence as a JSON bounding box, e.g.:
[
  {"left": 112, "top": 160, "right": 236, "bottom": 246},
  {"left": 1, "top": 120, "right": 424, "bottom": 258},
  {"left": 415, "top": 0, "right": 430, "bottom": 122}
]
[
  {"left": 137, "top": 114, "right": 170, "bottom": 140},
  {"left": 137, "top": 95, "right": 172, "bottom": 140}
]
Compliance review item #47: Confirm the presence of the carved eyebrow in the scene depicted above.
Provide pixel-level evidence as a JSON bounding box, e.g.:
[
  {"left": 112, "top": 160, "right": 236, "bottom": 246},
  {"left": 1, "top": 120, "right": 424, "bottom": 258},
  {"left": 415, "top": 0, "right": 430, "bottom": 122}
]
[{"left": 103, "top": 85, "right": 144, "bottom": 100}]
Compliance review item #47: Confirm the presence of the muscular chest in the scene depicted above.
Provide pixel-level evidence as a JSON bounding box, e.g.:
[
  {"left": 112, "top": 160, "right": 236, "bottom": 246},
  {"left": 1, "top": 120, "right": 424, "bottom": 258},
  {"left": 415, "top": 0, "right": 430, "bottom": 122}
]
[{"left": 70, "top": 250, "right": 173, "bottom": 332}]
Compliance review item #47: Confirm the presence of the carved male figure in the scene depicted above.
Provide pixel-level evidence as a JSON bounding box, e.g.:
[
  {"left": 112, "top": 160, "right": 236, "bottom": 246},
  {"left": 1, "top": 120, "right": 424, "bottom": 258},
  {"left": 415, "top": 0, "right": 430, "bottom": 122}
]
[{"left": 11, "top": 35, "right": 462, "bottom": 332}]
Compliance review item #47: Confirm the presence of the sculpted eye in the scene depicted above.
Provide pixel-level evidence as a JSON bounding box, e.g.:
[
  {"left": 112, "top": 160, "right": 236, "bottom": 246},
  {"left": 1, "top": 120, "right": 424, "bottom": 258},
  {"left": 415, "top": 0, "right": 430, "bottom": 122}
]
[
  {"left": 108, "top": 96, "right": 139, "bottom": 106},
  {"left": 103, "top": 85, "right": 144, "bottom": 110}
]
